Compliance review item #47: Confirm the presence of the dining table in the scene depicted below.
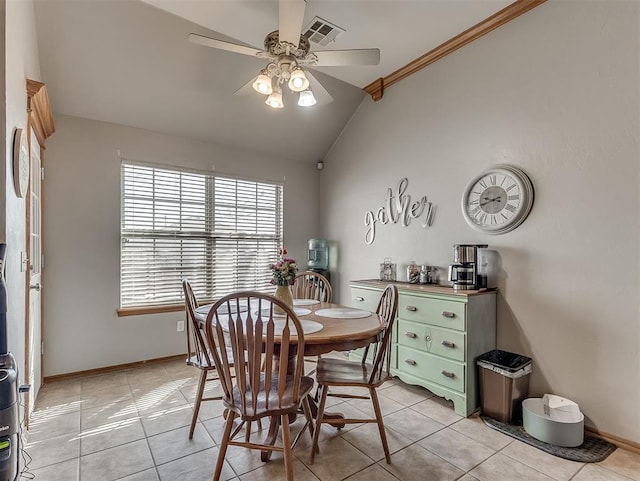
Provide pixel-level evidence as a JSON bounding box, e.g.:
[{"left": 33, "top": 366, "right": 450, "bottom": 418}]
[{"left": 194, "top": 297, "right": 383, "bottom": 461}]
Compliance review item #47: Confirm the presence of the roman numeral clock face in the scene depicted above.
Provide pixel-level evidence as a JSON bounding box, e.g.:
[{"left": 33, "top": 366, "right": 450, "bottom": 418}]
[{"left": 462, "top": 165, "right": 534, "bottom": 234}]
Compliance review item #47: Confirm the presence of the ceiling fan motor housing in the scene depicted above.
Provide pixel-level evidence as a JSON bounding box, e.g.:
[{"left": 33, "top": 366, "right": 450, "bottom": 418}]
[{"left": 264, "top": 30, "right": 311, "bottom": 59}]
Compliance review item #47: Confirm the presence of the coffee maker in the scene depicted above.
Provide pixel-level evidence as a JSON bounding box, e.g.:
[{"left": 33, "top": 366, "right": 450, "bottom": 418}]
[{"left": 448, "top": 244, "right": 487, "bottom": 290}]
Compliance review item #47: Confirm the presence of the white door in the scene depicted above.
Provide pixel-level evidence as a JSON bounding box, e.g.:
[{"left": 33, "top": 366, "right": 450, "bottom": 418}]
[{"left": 27, "top": 130, "right": 42, "bottom": 413}]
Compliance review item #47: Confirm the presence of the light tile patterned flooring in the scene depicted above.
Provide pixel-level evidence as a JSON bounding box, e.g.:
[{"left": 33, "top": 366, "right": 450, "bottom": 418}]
[{"left": 23, "top": 357, "right": 640, "bottom": 481}]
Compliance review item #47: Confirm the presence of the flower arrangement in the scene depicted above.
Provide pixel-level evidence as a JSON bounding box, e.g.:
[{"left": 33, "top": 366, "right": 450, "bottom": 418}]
[{"left": 270, "top": 248, "right": 298, "bottom": 286}]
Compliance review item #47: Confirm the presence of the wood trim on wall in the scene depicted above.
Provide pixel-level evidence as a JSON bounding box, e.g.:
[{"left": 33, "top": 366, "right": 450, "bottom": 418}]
[
  {"left": 43, "top": 354, "right": 186, "bottom": 383},
  {"left": 363, "top": 0, "right": 547, "bottom": 101},
  {"left": 27, "top": 79, "right": 55, "bottom": 147}
]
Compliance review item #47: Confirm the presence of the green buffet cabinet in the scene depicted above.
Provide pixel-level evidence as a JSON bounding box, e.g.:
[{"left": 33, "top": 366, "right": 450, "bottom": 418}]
[{"left": 349, "top": 280, "right": 496, "bottom": 417}]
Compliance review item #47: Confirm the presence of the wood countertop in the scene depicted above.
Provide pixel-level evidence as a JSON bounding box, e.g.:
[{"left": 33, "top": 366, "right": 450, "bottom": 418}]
[{"left": 350, "top": 279, "right": 497, "bottom": 297}]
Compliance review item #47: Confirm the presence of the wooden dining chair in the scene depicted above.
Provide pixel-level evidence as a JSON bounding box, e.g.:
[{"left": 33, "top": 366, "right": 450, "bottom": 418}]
[
  {"left": 310, "top": 284, "right": 398, "bottom": 464},
  {"left": 204, "top": 291, "right": 315, "bottom": 481},
  {"left": 293, "top": 270, "right": 332, "bottom": 303},
  {"left": 182, "top": 278, "right": 226, "bottom": 440},
  {"left": 293, "top": 270, "right": 332, "bottom": 373}
]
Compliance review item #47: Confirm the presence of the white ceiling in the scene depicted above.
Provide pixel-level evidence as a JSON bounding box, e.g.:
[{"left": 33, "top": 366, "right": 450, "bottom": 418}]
[{"left": 33, "top": 0, "right": 512, "bottom": 163}]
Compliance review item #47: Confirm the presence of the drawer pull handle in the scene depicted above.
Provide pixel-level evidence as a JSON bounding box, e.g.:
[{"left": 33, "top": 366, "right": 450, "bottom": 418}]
[
  {"left": 442, "top": 311, "right": 456, "bottom": 318},
  {"left": 425, "top": 335, "right": 432, "bottom": 342},
  {"left": 355, "top": 296, "right": 365, "bottom": 302},
  {"left": 406, "top": 306, "right": 418, "bottom": 312},
  {"left": 441, "top": 340, "right": 456, "bottom": 349},
  {"left": 404, "top": 359, "right": 417, "bottom": 366},
  {"left": 441, "top": 370, "right": 456, "bottom": 379},
  {"left": 405, "top": 332, "right": 417, "bottom": 339}
]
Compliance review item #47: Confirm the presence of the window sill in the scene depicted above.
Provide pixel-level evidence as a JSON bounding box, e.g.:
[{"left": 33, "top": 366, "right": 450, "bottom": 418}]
[{"left": 117, "top": 304, "right": 184, "bottom": 317}]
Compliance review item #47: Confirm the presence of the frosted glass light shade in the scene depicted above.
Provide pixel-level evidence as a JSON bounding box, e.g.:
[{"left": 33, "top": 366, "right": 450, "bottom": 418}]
[
  {"left": 298, "top": 89, "right": 317, "bottom": 107},
  {"left": 288, "top": 69, "right": 309, "bottom": 92},
  {"left": 265, "top": 90, "right": 284, "bottom": 109},
  {"left": 252, "top": 73, "right": 273, "bottom": 95}
]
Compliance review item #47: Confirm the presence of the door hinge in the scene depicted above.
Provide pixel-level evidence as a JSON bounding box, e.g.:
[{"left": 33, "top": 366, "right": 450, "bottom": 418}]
[
  {"left": 41, "top": 341, "right": 44, "bottom": 355},
  {"left": 41, "top": 167, "right": 45, "bottom": 181},
  {"left": 41, "top": 254, "right": 44, "bottom": 269}
]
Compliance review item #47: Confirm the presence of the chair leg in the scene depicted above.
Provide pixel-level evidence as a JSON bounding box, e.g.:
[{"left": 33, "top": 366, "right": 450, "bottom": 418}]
[
  {"left": 213, "top": 411, "right": 236, "bottom": 481},
  {"left": 190, "top": 369, "right": 208, "bottom": 439},
  {"left": 301, "top": 395, "right": 314, "bottom": 439},
  {"left": 281, "top": 413, "right": 294, "bottom": 481},
  {"left": 370, "top": 387, "right": 391, "bottom": 464},
  {"left": 310, "top": 384, "right": 327, "bottom": 464}
]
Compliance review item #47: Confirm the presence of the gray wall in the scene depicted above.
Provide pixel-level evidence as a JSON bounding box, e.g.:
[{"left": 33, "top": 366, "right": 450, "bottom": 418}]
[
  {"left": 320, "top": 2, "right": 639, "bottom": 442},
  {"left": 3, "top": 0, "right": 41, "bottom": 406},
  {"left": 42, "top": 114, "right": 321, "bottom": 376}
]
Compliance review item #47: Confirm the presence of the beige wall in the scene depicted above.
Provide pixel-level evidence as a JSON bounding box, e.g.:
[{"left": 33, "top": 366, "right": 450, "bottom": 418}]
[
  {"left": 3, "top": 0, "right": 41, "bottom": 403},
  {"left": 320, "top": 2, "right": 639, "bottom": 442},
  {"left": 42, "top": 114, "right": 321, "bottom": 376}
]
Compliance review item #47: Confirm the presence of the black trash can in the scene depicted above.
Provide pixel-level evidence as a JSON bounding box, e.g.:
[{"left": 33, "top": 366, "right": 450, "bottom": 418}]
[{"left": 477, "top": 349, "right": 532, "bottom": 423}]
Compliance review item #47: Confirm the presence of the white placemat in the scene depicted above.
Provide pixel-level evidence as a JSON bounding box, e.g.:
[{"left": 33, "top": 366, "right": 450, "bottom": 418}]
[
  {"left": 256, "top": 307, "right": 312, "bottom": 318},
  {"left": 195, "top": 303, "right": 248, "bottom": 317},
  {"left": 273, "top": 319, "right": 323, "bottom": 335},
  {"left": 314, "top": 308, "right": 372, "bottom": 319},
  {"left": 293, "top": 299, "right": 320, "bottom": 306},
  {"left": 217, "top": 318, "right": 323, "bottom": 335}
]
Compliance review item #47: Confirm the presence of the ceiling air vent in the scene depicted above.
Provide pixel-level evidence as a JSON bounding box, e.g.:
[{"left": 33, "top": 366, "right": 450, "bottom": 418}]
[{"left": 302, "top": 17, "right": 345, "bottom": 47}]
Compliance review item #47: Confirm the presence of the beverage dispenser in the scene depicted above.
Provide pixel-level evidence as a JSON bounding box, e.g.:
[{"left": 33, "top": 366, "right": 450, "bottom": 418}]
[{"left": 307, "top": 239, "right": 330, "bottom": 282}]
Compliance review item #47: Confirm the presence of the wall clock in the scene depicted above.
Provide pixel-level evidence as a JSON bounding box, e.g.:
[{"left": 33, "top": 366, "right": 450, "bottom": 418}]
[
  {"left": 461, "top": 164, "right": 534, "bottom": 235},
  {"left": 12, "top": 128, "right": 29, "bottom": 198}
]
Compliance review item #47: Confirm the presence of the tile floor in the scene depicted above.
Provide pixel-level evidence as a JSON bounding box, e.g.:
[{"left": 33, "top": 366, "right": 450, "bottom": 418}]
[{"left": 22, "top": 357, "right": 640, "bottom": 481}]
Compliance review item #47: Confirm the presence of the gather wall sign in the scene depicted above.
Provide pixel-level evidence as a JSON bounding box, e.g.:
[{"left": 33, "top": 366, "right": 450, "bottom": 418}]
[{"left": 364, "top": 178, "right": 436, "bottom": 245}]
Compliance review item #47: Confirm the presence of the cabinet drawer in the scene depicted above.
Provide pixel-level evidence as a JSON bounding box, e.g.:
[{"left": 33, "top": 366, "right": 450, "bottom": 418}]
[
  {"left": 397, "top": 320, "right": 465, "bottom": 362},
  {"left": 350, "top": 287, "right": 381, "bottom": 312},
  {"left": 397, "top": 346, "right": 465, "bottom": 393},
  {"left": 398, "top": 295, "right": 466, "bottom": 331}
]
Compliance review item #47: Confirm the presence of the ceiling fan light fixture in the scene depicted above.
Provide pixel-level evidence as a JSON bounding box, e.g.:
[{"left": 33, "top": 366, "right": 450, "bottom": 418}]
[
  {"left": 288, "top": 68, "right": 309, "bottom": 92},
  {"left": 265, "top": 89, "right": 284, "bottom": 109},
  {"left": 298, "top": 88, "right": 317, "bottom": 107},
  {"left": 252, "top": 70, "right": 273, "bottom": 95}
]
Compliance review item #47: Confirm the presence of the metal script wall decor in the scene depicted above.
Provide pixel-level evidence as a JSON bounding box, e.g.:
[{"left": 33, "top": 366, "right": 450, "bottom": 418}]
[{"left": 364, "top": 178, "right": 436, "bottom": 245}]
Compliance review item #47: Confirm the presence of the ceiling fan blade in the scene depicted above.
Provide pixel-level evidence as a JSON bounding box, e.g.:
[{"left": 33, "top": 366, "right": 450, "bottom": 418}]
[
  {"left": 233, "top": 76, "right": 260, "bottom": 97},
  {"left": 188, "top": 33, "right": 263, "bottom": 58},
  {"left": 313, "top": 48, "right": 381, "bottom": 67},
  {"left": 305, "top": 71, "right": 333, "bottom": 106},
  {"left": 279, "top": 0, "right": 306, "bottom": 48}
]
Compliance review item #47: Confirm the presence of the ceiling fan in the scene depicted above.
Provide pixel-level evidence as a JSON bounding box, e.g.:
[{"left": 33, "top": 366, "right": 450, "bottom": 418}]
[{"left": 188, "top": 0, "right": 380, "bottom": 109}]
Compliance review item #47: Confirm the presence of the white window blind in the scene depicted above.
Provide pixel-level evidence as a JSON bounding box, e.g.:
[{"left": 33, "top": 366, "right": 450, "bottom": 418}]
[{"left": 120, "top": 161, "right": 283, "bottom": 309}]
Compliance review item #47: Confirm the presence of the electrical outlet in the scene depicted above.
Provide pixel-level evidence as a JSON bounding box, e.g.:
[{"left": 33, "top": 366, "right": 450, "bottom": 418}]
[{"left": 176, "top": 320, "right": 185, "bottom": 332}]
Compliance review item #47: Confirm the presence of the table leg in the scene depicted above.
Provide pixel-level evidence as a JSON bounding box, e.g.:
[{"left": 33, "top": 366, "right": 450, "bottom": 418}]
[{"left": 261, "top": 416, "right": 280, "bottom": 462}]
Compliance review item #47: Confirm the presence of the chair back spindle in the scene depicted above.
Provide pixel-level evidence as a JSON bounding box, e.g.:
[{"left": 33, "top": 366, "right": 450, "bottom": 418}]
[
  {"left": 366, "top": 284, "right": 398, "bottom": 384},
  {"left": 293, "top": 271, "right": 332, "bottom": 303},
  {"left": 205, "top": 292, "right": 307, "bottom": 418}
]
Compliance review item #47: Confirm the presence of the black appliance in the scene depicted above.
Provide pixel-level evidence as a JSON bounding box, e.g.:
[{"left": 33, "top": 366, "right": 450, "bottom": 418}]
[{"left": 0, "top": 244, "right": 19, "bottom": 481}]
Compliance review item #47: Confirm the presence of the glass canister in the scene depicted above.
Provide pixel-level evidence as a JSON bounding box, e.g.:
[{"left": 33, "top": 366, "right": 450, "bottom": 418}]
[
  {"left": 407, "top": 261, "right": 420, "bottom": 284},
  {"left": 420, "top": 265, "right": 439, "bottom": 284},
  {"left": 379, "top": 258, "right": 397, "bottom": 281}
]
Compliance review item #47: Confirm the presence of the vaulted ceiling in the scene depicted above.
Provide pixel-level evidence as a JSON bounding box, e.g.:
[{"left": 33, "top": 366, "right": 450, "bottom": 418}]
[{"left": 34, "top": 0, "right": 512, "bottom": 163}]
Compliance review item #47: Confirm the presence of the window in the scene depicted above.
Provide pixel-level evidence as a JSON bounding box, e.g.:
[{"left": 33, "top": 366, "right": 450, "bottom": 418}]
[{"left": 120, "top": 160, "right": 283, "bottom": 309}]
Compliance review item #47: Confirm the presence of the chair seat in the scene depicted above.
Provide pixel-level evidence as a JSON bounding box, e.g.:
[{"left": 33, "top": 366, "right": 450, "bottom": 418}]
[
  {"left": 224, "top": 374, "right": 315, "bottom": 420},
  {"left": 187, "top": 347, "right": 236, "bottom": 369},
  {"left": 316, "top": 357, "right": 387, "bottom": 387}
]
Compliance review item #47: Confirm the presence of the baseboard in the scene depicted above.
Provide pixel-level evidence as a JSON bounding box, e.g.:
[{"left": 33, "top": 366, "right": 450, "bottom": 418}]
[
  {"left": 586, "top": 426, "right": 640, "bottom": 454},
  {"left": 43, "top": 353, "right": 186, "bottom": 383}
]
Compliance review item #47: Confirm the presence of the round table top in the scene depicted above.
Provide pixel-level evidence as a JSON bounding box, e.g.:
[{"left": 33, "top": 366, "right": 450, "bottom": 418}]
[{"left": 195, "top": 301, "right": 383, "bottom": 357}]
